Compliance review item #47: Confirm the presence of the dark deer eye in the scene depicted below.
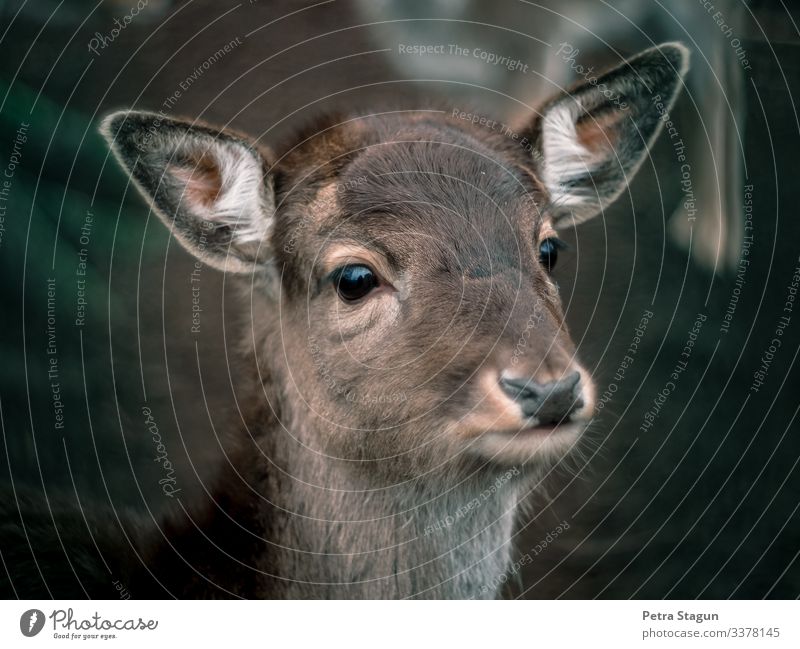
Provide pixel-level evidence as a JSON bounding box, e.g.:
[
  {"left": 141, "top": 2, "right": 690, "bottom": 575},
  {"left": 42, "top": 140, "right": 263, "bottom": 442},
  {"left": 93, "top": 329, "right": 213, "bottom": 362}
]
[
  {"left": 332, "top": 264, "right": 379, "bottom": 302},
  {"left": 538, "top": 237, "right": 565, "bottom": 273}
]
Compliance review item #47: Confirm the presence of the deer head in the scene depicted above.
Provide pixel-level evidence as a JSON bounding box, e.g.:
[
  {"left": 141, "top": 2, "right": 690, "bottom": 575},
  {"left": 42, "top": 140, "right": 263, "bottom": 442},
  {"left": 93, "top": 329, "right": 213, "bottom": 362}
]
[{"left": 102, "top": 43, "right": 688, "bottom": 483}]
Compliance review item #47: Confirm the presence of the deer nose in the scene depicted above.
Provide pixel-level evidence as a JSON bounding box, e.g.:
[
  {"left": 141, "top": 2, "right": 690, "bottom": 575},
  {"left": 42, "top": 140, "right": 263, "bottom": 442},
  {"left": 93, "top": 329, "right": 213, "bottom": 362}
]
[{"left": 499, "top": 371, "right": 583, "bottom": 423}]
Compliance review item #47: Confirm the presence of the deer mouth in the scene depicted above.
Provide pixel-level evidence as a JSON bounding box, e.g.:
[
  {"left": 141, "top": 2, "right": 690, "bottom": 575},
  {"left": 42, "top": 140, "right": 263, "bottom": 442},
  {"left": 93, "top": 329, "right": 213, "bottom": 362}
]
[
  {"left": 469, "top": 417, "right": 588, "bottom": 465},
  {"left": 517, "top": 420, "right": 575, "bottom": 435},
  {"left": 494, "top": 415, "right": 588, "bottom": 438}
]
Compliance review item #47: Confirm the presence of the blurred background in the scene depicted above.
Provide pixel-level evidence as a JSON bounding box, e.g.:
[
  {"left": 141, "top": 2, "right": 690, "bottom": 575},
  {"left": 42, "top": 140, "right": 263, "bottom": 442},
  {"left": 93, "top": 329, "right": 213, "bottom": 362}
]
[{"left": 0, "top": 0, "right": 798, "bottom": 598}]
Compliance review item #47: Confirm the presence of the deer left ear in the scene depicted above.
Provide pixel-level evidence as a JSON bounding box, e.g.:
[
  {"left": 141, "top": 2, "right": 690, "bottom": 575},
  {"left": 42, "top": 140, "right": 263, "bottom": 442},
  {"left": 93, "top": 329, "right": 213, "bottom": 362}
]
[
  {"left": 100, "top": 111, "right": 275, "bottom": 274},
  {"left": 526, "top": 42, "right": 689, "bottom": 228}
]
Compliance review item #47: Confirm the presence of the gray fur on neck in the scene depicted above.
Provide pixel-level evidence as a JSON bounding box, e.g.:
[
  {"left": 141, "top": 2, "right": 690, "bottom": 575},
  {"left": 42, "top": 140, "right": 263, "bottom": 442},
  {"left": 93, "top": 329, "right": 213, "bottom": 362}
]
[{"left": 255, "top": 428, "right": 522, "bottom": 599}]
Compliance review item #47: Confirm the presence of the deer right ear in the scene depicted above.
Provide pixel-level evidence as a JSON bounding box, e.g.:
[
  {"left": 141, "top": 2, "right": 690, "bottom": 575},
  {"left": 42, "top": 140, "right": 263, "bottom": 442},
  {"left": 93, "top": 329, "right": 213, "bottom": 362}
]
[
  {"left": 525, "top": 42, "right": 689, "bottom": 228},
  {"left": 100, "top": 111, "right": 275, "bottom": 274}
]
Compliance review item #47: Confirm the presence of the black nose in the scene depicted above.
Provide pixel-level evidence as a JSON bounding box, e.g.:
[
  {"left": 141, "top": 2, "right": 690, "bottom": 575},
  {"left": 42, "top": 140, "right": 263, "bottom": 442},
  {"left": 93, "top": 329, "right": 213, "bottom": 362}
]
[{"left": 499, "top": 371, "right": 583, "bottom": 423}]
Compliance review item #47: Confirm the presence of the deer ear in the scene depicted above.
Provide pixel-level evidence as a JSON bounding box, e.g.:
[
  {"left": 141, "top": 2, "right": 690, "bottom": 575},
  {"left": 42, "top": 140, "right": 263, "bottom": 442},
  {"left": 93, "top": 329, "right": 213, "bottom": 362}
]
[
  {"left": 100, "top": 111, "right": 275, "bottom": 273},
  {"left": 527, "top": 42, "right": 689, "bottom": 228}
]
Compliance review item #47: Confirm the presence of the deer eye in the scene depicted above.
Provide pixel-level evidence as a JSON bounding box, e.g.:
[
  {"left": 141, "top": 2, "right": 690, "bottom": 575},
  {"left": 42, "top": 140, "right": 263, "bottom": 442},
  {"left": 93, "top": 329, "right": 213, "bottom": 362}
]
[
  {"left": 332, "top": 264, "right": 380, "bottom": 302},
  {"left": 538, "top": 237, "right": 565, "bottom": 273}
]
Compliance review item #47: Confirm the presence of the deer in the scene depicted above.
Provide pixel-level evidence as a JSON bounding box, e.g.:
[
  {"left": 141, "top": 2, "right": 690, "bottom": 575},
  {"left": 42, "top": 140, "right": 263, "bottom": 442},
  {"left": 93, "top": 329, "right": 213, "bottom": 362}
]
[{"left": 1, "top": 43, "right": 687, "bottom": 599}]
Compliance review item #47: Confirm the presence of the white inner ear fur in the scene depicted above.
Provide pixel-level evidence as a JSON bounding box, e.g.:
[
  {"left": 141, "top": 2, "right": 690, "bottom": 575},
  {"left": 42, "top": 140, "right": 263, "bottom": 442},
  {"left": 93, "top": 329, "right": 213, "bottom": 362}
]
[
  {"left": 175, "top": 139, "right": 274, "bottom": 247},
  {"left": 540, "top": 101, "right": 599, "bottom": 213}
]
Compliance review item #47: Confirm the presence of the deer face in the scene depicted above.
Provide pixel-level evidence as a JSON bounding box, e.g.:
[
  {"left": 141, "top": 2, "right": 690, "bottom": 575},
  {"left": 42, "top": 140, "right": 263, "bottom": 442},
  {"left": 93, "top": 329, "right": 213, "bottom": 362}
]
[{"left": 103, "top": 44, "right": 687, "bottom": 476}]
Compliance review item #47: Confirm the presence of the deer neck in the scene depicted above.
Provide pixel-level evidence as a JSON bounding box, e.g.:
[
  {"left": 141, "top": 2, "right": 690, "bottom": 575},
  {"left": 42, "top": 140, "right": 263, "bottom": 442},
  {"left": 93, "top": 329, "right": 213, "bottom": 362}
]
[
  {"left": 257, "top": 436, "right": 520, "bottom": 599},
  {"left": 237, "top": 375, "right": 521, "bottom": 599}
]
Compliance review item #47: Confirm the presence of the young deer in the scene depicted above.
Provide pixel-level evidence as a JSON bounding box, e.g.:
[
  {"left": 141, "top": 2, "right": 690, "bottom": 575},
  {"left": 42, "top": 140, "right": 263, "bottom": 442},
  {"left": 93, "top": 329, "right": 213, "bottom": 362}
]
[{"left": 4, "top": 43, "right": 687, "bottom": 599}]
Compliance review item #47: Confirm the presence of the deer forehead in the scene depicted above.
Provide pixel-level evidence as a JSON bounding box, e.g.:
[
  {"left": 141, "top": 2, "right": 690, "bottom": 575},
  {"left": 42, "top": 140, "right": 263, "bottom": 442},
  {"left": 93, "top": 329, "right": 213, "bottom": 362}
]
[{"left": 289, "top": 130, "right": 551, "bottom": 267}]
